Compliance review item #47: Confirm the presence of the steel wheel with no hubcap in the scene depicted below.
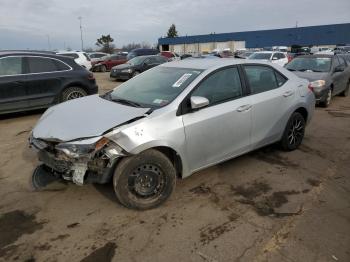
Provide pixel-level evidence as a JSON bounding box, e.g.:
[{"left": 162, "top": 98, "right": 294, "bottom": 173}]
[{"left": 128, "top": 164, "right": 165, "bottom": 199}]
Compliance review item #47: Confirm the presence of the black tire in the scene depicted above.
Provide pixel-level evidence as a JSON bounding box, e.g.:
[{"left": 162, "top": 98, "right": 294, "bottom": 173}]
[
  {"left": 319, "top": 88, "right": 332, "bottom": 107},
  {"left": 280, "top": 112, "right": 306, "bottom": 151},
  {"left": 340, "top": 81, "right": 349, "bottom": 97},
  {"left": 100, "top": 65, "right": 107, "bottom": 72},
  {"left": 113, "top": 149, "right": 176, "bottom": 210},
  {"left": 61, "top": 87, "right": 87, "bottom": 102}
]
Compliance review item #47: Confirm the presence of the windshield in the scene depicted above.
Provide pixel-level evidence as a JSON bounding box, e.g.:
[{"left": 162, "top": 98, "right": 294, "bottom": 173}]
[
  {"left": 249, "top": 53, "right": 272, "bottom": 60},
  {"left": 128, "top": 56, "right": 146, "bottom": 65},
  {"left": 285, "top": 57, "right": 331, "bottom": 72},
  {"left": 109, "top": 67, "right": 203, "bottom": 108}
]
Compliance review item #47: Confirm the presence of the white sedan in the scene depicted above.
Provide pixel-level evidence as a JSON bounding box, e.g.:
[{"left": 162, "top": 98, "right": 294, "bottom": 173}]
[{"left": 248, "top": 51, "right": 289, "bottom": 67}]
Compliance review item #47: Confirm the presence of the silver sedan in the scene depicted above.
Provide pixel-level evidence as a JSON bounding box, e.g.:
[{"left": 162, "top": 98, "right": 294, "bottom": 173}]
[{"left": 30, "top": 59, "right": 315, "bottom": 209}]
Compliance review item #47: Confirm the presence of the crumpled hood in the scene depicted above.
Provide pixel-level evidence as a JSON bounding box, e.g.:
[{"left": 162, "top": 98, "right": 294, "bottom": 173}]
[
  {"left": 292, "top": 71, "right": 329, "bottom": 82},
  {"left": 32, "top": 95, "right": 150, "bottom": 142}
]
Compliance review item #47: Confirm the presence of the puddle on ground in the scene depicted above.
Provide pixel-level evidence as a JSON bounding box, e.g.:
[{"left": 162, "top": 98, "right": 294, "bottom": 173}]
[
  {"left": 0, "top": 210, "right": 45, "bottom": 250},
  {"left": 232, "top": 181, "right": 302, "bottom": 217},
  {"left": 80, "top": 242, "right": 117, "bottom": 262}
]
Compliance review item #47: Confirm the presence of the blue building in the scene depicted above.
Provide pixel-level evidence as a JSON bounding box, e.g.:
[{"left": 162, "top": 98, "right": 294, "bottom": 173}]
[{"left": 158, "top": 23, "right": 350, "bottom": 53}]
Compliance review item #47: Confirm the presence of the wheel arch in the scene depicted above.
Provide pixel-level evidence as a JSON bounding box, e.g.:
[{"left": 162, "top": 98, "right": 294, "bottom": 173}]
[
  {"left": 294, "top": 107, "right": 308, "bottom": 122},
  {"left": 56, "top": 83, "right": 89, "bottom": 102}
]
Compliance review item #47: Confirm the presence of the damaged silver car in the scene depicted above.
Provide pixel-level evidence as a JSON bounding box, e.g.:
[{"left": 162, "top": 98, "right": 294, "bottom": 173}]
[{"left": 30, "top": 59, "right": 315, "bottom": 209}]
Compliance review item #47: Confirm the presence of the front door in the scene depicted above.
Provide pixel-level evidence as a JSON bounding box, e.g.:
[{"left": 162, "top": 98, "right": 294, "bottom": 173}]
[{"left": 182, "top": 66, "right": 252, "bottom": 172}]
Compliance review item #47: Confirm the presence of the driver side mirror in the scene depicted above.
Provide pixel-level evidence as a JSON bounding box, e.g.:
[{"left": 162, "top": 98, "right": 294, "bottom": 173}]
[{"left": 190, "top": 96, "right": 209, "bottom": 110}]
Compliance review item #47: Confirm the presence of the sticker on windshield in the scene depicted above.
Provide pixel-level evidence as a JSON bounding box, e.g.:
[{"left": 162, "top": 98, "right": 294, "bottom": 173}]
[
  {"left": 153, "top": 99, "right": 169, "bottom": 105},
  {"left": 172, "top": 73, "right": 192, "bottom": 87}
]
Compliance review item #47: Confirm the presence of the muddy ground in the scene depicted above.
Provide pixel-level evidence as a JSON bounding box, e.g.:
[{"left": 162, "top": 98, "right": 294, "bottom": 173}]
[{"left": 0, "top": 72, "right": 349, "bottom": 262}]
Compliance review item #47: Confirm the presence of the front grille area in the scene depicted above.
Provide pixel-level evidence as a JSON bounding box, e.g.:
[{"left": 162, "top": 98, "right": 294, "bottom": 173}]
[{"left": 38, "top": 150, "right": 71, "bottom": 173}]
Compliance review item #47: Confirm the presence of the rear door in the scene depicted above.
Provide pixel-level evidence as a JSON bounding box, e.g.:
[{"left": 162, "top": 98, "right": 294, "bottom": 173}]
[
  {"left": 182, "top": 66, "right": 252, "bottom": 171},
  {"left": 24, "top": 56, "right": 70, "bottom": 107},
  {"left": 242, "top": 65, "right": 293, "bottom": 149},
  {"left": 0, "top": 56, "right": 28, "bottom": 113}
]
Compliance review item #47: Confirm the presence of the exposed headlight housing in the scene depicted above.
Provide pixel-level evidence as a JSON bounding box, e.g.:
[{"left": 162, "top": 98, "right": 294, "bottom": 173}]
[
  {"left": 308, "top": 80, "right": 326, "bottom": 92},
  {"left": 56, "top": 137, "right": 109, "bottom": 158}
]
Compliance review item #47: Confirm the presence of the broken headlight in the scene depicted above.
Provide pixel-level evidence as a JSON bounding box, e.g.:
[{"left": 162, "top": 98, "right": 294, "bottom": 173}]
[{"left": 56, "top": 137, "right": 109, "bottom": 158}]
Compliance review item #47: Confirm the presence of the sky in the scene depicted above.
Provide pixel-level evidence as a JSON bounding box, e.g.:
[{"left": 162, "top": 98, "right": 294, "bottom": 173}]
[{"left": 0, "top": 0, "right": 349, "bottom": 51}]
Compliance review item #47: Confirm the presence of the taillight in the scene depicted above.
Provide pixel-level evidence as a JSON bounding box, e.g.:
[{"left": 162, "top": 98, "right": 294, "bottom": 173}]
[{"left": 88, "top": 72, "right": 95, "bottom": 80}]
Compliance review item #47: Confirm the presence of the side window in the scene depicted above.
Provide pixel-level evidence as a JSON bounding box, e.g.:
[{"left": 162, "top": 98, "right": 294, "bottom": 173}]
[
  {"left": 338, "top": 57, "right": 346, "bottom": 67},
  {"left": 244, "top": 66, "right": 278, "bottom": 94},
  {"left": 275, "top": 71, "right": 287, "bottom": 87},
  {"left": 192, "top": 67, "right": 242, "bottom": 105},
  {"left": 156, "top": 56, "right": 166, "bottom": 63},
  {"left": 110, "top": 55, "right": 118, "bottom": 60},
  {"left": 272, "top": 53, "right": 279, "bottom": 60},
  {"left": 28, "top": 57, "right": 58, "bottom": 73},
  {"left": 54, "top": 60, "right": 70, "bottom": 71},
  {"left": 332, "top": 57, "right": 340, "bottom": 68},
  {"left": 0, "top": 56, "right": 23, "bottom": 76}
]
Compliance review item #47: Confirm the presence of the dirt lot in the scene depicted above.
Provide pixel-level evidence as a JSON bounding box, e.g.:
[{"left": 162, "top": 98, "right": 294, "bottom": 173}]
[{"left": 0, "top": 72, "right": 349, "bottom": 262}]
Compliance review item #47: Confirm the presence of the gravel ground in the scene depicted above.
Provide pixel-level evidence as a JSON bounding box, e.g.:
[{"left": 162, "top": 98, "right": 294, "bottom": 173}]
[{"left": 0, "top": 72, "right": 349, "bottom": 262}]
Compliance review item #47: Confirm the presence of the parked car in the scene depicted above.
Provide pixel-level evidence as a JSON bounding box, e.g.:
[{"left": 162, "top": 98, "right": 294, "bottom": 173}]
[
  {"left": 234, "top": 51, "right": 254, "bottom": 59},
  {"left": 92, "top": 54, "right": 127, "bottom": 72},
  {"left": 88, "top": 52, "right": 108, "bottom": 62},
  {"left": 56, "top": 51, "right": 92, "bottom": 70},
  {"left": 248, "top": 51, "right": 289, "bottom": 67},
  {"left": 30, "top": 58, "right": 314, "bottom": 210},
  {"left": 334, "top": 46, "right": 350, "bottom": 54},
  {"left": 126, "top": 48, "right": 160, "bottom": 60},
  {"left": 285, "top": 54, "right": 350, "bottom": 107},
  {"left": 160, "top": 51, "right": 181, "bottom": 61},
  {"left": 110, "top": 55, "right": 167, "bottom": 80},
  {"left": 0, "top": 51, "right": 98, "bottom": 114},
  {"left": 180, "top": 54, "right": 193, "bottom": 60}
]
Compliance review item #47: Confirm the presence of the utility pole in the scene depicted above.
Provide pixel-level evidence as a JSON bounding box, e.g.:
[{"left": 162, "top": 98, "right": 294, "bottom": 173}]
[
  {"left": 78, "top": 16, "right": 84, "bottom": 51},
  {"left": 296, "top": 21, "right": 298, "bottom": 28},
  {"left": 46, "top": 35, "right": 51, "bottom": 51}
]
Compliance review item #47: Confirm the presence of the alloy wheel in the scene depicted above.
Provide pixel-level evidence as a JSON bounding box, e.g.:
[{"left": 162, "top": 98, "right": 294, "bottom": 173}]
[
  {"left": 66, "top": 91, "right": 85, "bottom": 100},
  {"left": 287, "top": 118, "right": 304, "bottom": 146}
]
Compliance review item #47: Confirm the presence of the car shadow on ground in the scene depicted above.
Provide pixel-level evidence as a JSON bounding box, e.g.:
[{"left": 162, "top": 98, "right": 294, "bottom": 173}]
[{"left": 0, "top": 109, "right": 46, "bottom": 120}]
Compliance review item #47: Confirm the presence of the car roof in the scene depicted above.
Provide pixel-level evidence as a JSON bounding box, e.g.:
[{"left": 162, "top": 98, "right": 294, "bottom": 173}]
[
  {"left": 253, "top": 51, "right": 280, "bottom": 54},
  {"left": 161, "top": 58, "right": 273, "bottom": 70},
  {"left": 56, "top": 51, "right": 85, "bottom": 54},
  {"left": 297, "top": 54, "right": 334, "bottom": 58},
  {"left": 0, "top": 51, "right": 74, "bottom": 59}
]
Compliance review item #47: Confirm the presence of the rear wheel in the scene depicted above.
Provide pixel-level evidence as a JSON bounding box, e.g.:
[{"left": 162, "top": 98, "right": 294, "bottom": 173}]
[
  {"left": 61, "top": 87, "right": 87, "bottom": 102},
  {"left": 280, "top": 112, "right": 305, "bottom": 151},
  {"left": 340, "top": 81, "right": 349, "bottom": 97},
  {"left": 113, "top": 149, "right": 176, "bottom": 210}
]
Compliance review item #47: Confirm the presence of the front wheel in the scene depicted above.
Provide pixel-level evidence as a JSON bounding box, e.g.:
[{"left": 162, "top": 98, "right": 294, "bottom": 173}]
[
  {"left": 280, "top": 112, "right": 305, "bottom": 151},
  {"left": 113, "top": 149, "right": 176, "bottom": 210}
]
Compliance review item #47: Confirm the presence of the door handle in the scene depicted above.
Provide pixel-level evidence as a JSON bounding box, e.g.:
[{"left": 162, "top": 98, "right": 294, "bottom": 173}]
[
  {"left": 236, "top": 104, "right": 252, "bottom": 112},
  {"left": 283, "top": 90, "right": 294, "bottom": 97}
]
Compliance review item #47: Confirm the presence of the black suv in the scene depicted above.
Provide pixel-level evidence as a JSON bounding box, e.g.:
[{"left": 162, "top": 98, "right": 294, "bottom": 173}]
[{"left": 0, "top": 51, "right": 98, "bottom": 114}]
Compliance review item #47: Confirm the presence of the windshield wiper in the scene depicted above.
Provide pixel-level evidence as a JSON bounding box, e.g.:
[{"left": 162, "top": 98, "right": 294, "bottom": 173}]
[
  {"left": 111, "top": 98, "right": 142, "bottom": 108},
  {"left": 287, "top": 68, "right": 296, "bottom": 71}
]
